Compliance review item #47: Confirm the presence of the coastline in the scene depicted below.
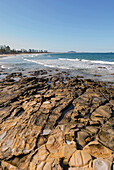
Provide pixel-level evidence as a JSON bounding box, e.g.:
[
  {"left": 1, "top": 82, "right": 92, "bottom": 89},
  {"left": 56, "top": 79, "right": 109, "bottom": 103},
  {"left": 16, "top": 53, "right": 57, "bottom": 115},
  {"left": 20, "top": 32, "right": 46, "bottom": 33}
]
[
  {"left": 0, "top": 53, "right": 48, "bottom": 58},
  {"left": 0, "top": 52, "right": 114, "bottom": 83},
  {"left": 0, "top": 52, "right": 66, "bottom": 58}
]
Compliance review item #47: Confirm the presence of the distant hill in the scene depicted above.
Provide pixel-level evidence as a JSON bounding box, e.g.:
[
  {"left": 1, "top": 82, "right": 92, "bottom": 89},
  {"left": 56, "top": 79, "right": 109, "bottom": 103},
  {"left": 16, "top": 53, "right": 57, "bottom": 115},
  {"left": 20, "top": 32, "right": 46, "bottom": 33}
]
[{"left": 67, "top": 51, "right": 77, "bottom": 53}]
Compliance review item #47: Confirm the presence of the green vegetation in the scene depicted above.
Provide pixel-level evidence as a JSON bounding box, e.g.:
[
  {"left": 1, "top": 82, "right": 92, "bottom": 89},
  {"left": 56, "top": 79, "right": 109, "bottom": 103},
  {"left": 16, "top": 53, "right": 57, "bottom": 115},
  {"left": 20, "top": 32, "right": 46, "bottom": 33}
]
[{"left": 0, "top": 45, "right": 48, "bottom": 54}]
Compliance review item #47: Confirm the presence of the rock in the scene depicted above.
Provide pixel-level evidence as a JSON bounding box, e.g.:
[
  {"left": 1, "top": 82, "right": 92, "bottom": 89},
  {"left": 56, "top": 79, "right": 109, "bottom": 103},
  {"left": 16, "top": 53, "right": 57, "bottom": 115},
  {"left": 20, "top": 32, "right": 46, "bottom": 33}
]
[
  {"left": 93, "top": 158, "right": 112, "bottom": 170},
  {"left": 69, "top": 150, "right": 92, "bottom": 167},
  {"left": 81, "top": 150, "right": 92, "bottom": 166},
  {"left": 41, "top": 129, "right": 52, "bottom": 136},
  {"left": 29, "top": 145, "right": 49, "bottom": 170},
  {"left": 86, "top": 126, "right": 99, "bottom": 134},
  {"left": 91, "top": 105, "right": 112, "bottom": 122},
  {"left": 83, "top": 141, "right": 113, "bottom": 161},
  {"left": 43, "top": 161, "right": 52, "bottom": 170},
  {"left": 97, "top": 118, "right": 114, "bottom": 150},
  {"left": 0, "top": 123, "right": 42, "bottom": 160},
  {"left": 77, "top": 131, "right": 90, "bottom": 147},
  {"left": 37, "top": 144, "right": 49, "bottom": 161},
  {"left": 51, "top": 159, "right": 63, "bottom": 170},
  {"left": 69, "top": 167, "right": 89, "bottom": 170},
  {"left": 0, "top": 72, "right": 113, "bottom": 169},
  {"left": 69, "top": 168, "right": 85, "bottom": 170},
  {"left": 36, "top": 161, "right": 45, "bottom": 170},
  {"left": 46, "top": 135, "right": 63, "bottom": 157},
  {"left": 1, "top": 161, "right": 17, "bottom": 170},
  {"left": 61, "top": 144, "right": 76, "bottom": 164}
]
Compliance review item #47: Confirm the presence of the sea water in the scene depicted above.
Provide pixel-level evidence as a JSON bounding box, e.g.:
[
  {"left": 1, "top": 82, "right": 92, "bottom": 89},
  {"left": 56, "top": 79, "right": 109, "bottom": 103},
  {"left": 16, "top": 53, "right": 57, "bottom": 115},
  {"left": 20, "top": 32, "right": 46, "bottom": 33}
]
[{"left": 0, "top": 53, "right": 114, "bottom": 82}]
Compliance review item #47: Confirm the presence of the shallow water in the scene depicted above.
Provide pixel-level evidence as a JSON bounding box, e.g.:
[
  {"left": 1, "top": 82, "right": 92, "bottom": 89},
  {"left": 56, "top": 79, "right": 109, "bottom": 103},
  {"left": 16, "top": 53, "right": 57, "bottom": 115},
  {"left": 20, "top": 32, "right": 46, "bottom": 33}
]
[{"left": 0, "top": 53, "right": 114, "bottom": 82}]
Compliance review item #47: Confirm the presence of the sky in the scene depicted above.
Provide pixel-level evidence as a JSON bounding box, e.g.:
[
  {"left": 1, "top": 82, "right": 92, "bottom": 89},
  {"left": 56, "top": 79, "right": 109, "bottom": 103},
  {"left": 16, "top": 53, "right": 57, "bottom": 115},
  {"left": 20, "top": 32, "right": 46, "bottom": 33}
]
[{"left": 0, "top": 0, "right": 114, "bottom": 52}]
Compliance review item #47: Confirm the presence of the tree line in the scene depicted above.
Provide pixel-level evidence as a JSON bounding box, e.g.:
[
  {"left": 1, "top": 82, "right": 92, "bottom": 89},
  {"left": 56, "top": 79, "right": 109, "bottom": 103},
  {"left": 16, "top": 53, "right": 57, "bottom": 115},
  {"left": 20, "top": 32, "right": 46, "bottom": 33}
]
[{"left": 0, "top": 45, "right": 48, "bottom": 54}]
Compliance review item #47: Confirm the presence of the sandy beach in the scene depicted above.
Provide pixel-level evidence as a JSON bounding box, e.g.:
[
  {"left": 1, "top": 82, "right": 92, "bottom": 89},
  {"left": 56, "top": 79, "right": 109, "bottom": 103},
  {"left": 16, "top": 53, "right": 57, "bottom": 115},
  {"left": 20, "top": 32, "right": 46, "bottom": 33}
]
[
  {"left": 0, "top": 53, "right": 50, "bottom": 58},
  {"left": 0, "top": 69, "right": 113, "bottom": 169}
]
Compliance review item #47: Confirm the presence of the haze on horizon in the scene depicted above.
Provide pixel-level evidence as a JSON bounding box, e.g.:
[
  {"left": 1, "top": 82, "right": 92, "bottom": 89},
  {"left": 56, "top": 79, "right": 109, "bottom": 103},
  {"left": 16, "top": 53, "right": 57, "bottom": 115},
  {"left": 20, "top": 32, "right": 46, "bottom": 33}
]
[{"left": 0, "top": 0, "right": 114, "bottom": 52}]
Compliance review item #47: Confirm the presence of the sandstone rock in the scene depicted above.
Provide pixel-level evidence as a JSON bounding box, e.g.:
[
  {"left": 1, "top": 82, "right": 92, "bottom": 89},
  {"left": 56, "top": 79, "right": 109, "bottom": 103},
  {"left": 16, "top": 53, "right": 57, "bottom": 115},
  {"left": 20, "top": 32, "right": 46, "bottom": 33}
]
[
  {"left": 83, "top": 141, "right": 113, "bottom": 161},
  {"left": 0, "top": 123, "right": 42, "bottom": 159},
  {"left": 43, "top": 161, "right": 52, "bottom": 170},
  {"left": 37, "top": 144, "right": 49, "bottom": 161},
  {"left": 81, "top": 150, "right": 92, "bottom": 166},
  {"left": 93, "top": 158, "right": 112, "bottom": 170},
  {"left": 1, "top": 161, "right": 17, "bottom": 170},
  {"left": 69, "top": 168, "right": 85, "bottom": 170},
  {"left": 61, "top": 144, "right": 76, "bottom": 163},
  {"left": 0, "top": 73, "right": 113, "bottom": 169},
  {"left": 51, "top": 159, "right": 63, "bottom": 170},
  {"left": 46, "top": 135, "right": 63, "bottom": 157},
  {"left": 77, "top": 131, "right": 90, "bottom": 147},
  {"left": 36, "top": 161, "right": 45, "bottom": 170},
  {"left": 41, "top": 129, "right": 52, "bottom": 136},
  {"left": 86, "top": 126, "right": 99, "bottom": 134},
  {"left": 91, "top": 105, "right": 112, "bottom": 122},
  {"left": 29, "top": 145, "right": 49, "bottom": 170},
  {"left": 69, "top": 150, "right": 92, "bottom": 167},
  {"left": 97, "top": 119, "right": 114, "bottom": 150}
]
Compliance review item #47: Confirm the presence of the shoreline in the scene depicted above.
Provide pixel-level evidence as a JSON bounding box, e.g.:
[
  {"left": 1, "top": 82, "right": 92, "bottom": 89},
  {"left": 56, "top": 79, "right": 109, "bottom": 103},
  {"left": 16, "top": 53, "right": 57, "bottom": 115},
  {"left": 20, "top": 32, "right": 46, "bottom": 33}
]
[
  {"left": 0, "top": 52, "right": 49, "bottom": 58},
  {"left": 0, "top": 65, "right": 114, "bottom": 84},
  {"left": 0, "top": 52, "right": 66, "bottom": 58},
  {"left": 0, "top": 52, "right": 114, "bottom": 83}
]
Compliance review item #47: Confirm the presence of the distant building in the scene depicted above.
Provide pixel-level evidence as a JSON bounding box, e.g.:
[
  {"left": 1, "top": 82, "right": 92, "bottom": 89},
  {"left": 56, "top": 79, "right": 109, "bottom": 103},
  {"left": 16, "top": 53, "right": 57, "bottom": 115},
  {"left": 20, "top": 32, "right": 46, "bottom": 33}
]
[
  {"left": 21, "top": 49, "right": 27, "bottom": 53},
  {"left": 29, "top": 49, "right": 37, "bottom": 53},
  {"left": 44, "top": 50, "right": 48, "bottom": 53}
]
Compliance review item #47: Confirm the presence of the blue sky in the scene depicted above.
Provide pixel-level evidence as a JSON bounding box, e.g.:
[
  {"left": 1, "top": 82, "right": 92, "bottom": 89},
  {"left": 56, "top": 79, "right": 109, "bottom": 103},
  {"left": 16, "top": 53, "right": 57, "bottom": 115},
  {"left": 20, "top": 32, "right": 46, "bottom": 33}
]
[{"left": 0, "top": 0, "right": 114, "bottom": 52}]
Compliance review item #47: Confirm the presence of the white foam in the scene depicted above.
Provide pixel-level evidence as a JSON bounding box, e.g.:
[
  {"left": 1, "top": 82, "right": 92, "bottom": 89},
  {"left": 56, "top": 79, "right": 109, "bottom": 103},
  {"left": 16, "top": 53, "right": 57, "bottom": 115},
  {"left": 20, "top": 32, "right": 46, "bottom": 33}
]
[
  {"left": 81, "top": 59, "right": 114, "bottom": 65},
  {"left": 81, "top": 59, "right": 89, "bottom": 62},
  {"left": 23, "top": 58, "right": 114, "bottom": 75},
  {"left": 1, "top": 65, "right": 6, "bottom": 68},
  {"left": 24, "top": 53, "right": 43, "bottom": 58},
  {"left": 90, "top": 60, "right": 114, "bottom": 65},
  {"left": 59, "top": 58, "right": 80, "bottom": 61},
  {"left": 1, "top": 65, "right": 12, "bottom": 69}
]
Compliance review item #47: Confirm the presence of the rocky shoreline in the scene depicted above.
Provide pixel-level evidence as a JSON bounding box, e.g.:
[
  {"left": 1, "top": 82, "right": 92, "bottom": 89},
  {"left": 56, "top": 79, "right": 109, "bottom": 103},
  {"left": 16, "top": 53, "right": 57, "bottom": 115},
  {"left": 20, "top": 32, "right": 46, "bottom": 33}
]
[{"left": 0, "top": 69, "right": 114, "bottom": 170}]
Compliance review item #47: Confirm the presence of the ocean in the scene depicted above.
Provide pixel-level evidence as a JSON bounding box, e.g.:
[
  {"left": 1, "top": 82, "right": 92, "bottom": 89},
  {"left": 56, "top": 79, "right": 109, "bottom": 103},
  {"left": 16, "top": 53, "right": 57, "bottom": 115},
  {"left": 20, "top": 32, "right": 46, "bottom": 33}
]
[{"left": 0, "top": 53, "right": 114, "bottom": 82}]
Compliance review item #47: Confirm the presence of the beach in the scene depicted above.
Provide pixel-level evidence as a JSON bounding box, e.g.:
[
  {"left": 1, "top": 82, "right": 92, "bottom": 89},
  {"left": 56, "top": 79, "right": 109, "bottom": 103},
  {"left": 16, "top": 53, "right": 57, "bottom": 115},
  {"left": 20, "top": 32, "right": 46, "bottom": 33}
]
[
  {"left": 0, "top": 53, "right": 50, "bottom": 58},
  {"left": 0, "top": 67, "right": 114, "bottom": 169}
]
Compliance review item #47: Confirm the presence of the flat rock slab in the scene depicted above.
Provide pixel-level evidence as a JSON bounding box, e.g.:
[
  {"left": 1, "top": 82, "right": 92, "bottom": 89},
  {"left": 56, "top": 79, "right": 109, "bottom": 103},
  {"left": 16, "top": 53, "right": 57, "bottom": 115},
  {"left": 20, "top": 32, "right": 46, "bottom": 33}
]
[{"left": 0, "top": 73, "right": 113, "bottom": 169}]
